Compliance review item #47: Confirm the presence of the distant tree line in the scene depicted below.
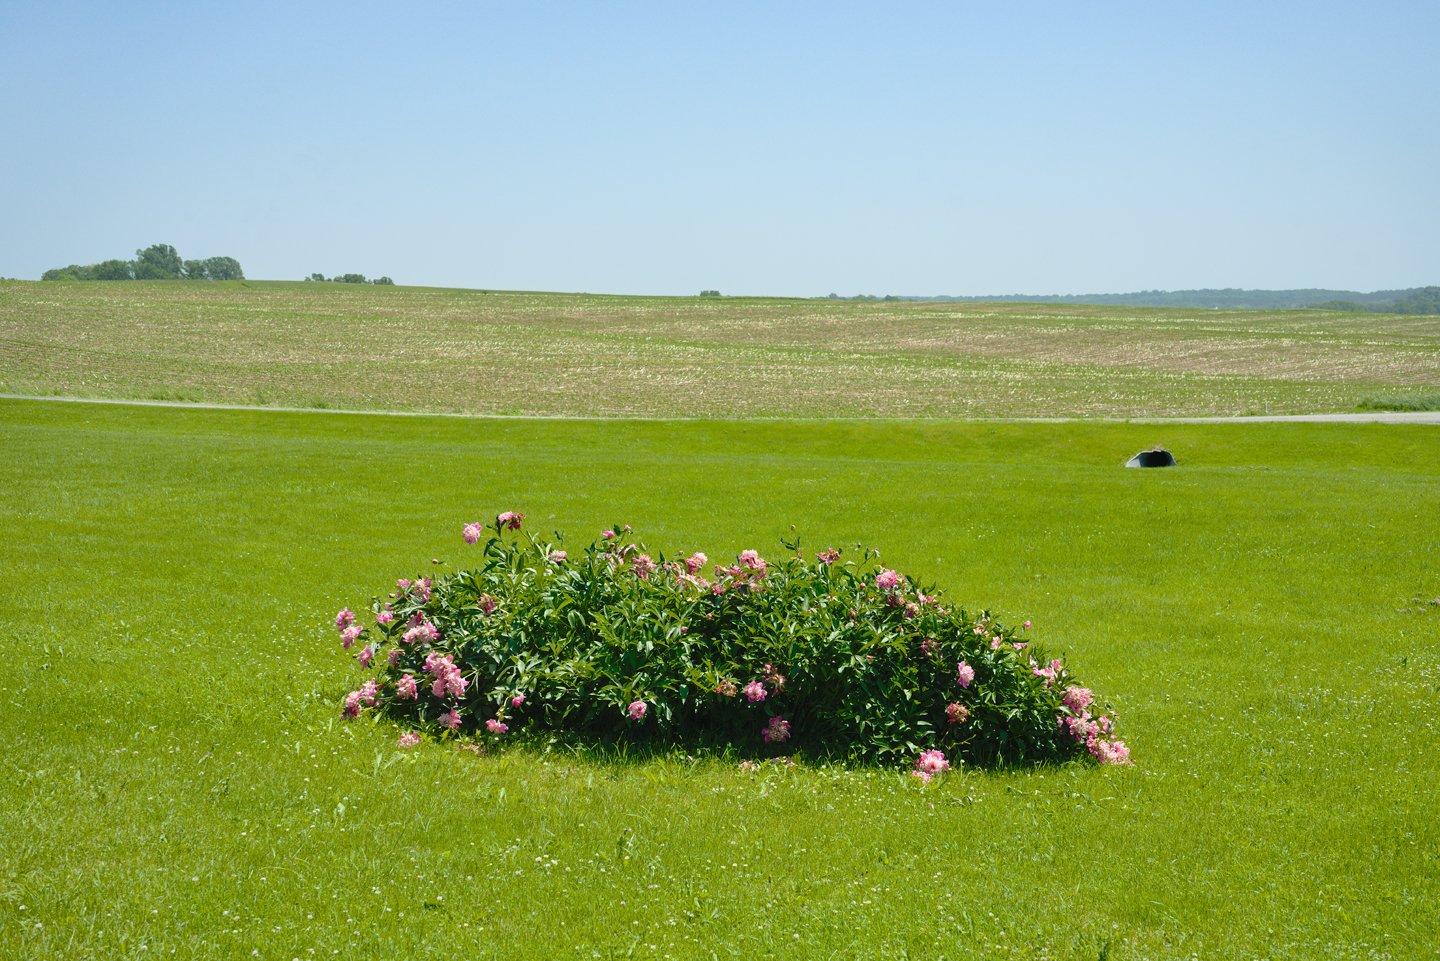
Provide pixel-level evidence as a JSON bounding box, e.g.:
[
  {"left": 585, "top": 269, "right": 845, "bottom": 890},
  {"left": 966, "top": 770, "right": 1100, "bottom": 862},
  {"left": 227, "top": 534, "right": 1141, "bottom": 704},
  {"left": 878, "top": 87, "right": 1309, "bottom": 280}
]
[
  {"left": 820, "top": 286, "right": 1440, "bottom": 313},
  {"left": 1309, "top": 287, "right": 1440, "bottom": 315},
  {"left": 306, "top": 273, "right": 395, "bottom": 286},
  {"left": 42, "top": 244, "right": 244, "bottom": 282}
]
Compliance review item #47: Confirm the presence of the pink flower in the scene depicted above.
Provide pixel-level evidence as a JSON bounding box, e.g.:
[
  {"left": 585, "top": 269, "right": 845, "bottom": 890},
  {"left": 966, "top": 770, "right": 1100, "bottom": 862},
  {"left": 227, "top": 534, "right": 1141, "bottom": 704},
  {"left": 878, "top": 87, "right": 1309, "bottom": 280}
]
[
  {"left": 396, "top": 674, "right": 418, "bottom": 700},
  {"left": 1032, "top": 658, "right": 1063, "bottom": 684},
  {"left": 341, "top": 691, "right": 363, "bottom": 718},
  {"left": 738, "top": 550, "right": 767, "bottom": 575},
  {"left": 396, "top": 578, "right": 411, "bottom": 591},
  {"left": 762, "top": 664, "right": 786, "bottom": 693},
  {"left": 358, "top": 680, "right": 378, "bottom": 705},
  {"left": 402, "top": 618, "right": 440, "bottom": 645},
  {"left": 478, "top": 594, "right": 497, "bottom": 616},
  {"left": 424, "top": 653, "right": 468, "bottom": 697},
  {"left": 511, "top": 694, "right": 525, "bottom": 708},
  {"left": 989, "top": 637, "right": 1003, "bottom": 650},
  {"left": 463, "top": 522, "right": 483, "bottom": 544},
  {"left": 496, "top": 511, "right": 524, "bottom": 531},
  {"left": 627, "top": 700, "right": 648, "bottom": 721},
  {"left": 920, "top": 637, "right": 940, "bottom": 657},
  {"left": 956, "top": 662, "right": 975, "bottom": 688},
  {"left": 1012, "top": 642, "right": 1027, "bottom": 650},
  {"left": 762, "top": 716, "right": 792, "bottom": 744},
  {"left": 817, "top": 548, "right": 840, "bottom": 565},
  {"left": 602, "top": 529, "right": 616, "bottom": 540},
  {"left": 903, "top": 602, "right": 920, "bottom": 619},
  {"left": 397, "top": 731, "right": 422, "bottom": 749},
  {"left": 742, "top": 681, "right": 767, "bottom": 703},
  {"left": 440, "top": 709, "right": 462, "bottom": 730},
  {"left": 387, "top": 649, "right": 401, "bottom": 666},
  {"left": 485, "top": 718, "right": 508, "bottom": 735},
  {"left": 911, "top": 749, "right": 949, "bottom": 783},
  {"left": 1023, "top": 619, "right": 1032, "bottom": 630},
  {"left": 356, "top": 645, "right": 374, "bottom": 668},
  {"left": 339, "top": 624, "right": 363, "bottom": 649},
  {"left": 1062, "top": 686, "right": 1094, "bottom": 713},
  {"left": 548, "top": 549, "right": 567, "bottom": 564},
  {"left": 945, "top": 702, "right": 969, "bottom": 724},
  {"left": 684, "top": 552, "right": 708, "bottom": 575},
  {"left": 632, "top": 554, "right": 656, "bottom": 579},
  {"left": 1090, "top": 739, "right": 1131, "bottom": 765},
  {"left": 413, "top": 578, "right": 432, "bottom": 602},
  {"left": 875, "top": 569, "right": 900, "bottom": 591},
  {"left": 335, "top": 609, "right": 355, "bottom": 630},
  {"left": 376, "top": 610, "right": 395, "bottom": 625},
  {"left": 714, "top": 679, "right": 738, "bottom": 698}
]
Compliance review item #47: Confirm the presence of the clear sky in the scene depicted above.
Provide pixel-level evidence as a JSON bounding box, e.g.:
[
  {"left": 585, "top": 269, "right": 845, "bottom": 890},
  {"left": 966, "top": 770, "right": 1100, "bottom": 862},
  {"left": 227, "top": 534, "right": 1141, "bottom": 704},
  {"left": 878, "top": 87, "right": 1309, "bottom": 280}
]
[{"left": 2, "top": 0, "right": 1437, "bottom": 295}]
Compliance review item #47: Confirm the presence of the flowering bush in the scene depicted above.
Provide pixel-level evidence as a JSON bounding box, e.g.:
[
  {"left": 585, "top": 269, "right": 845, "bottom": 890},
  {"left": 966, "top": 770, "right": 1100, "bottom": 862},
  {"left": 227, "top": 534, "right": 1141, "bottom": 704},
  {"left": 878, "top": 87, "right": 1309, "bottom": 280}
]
[{"left": 331, "top": 514, "right": 1129, "bottom": 768}]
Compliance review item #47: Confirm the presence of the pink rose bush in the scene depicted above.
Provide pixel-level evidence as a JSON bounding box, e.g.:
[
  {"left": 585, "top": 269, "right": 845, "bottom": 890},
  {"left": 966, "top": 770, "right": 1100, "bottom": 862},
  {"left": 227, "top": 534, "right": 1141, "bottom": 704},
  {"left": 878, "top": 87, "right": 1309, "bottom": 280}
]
[{"left": 330, "top": 515, "right": 1127, "bottom": 768}]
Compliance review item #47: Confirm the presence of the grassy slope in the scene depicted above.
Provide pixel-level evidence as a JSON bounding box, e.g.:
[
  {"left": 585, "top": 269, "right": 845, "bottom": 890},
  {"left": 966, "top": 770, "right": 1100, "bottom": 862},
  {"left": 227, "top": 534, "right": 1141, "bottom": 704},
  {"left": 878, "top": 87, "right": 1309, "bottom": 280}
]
[
  {"left": 2, "top": 399, "right": 1436, "bottom": 960},
  {"left": 2, "top": 280, "right": 1439, "bottom": 417}
]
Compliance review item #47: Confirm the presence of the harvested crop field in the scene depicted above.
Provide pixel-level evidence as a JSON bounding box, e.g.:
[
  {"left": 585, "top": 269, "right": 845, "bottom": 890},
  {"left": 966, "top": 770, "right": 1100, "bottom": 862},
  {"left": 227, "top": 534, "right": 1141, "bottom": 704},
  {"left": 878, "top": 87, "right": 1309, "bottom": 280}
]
[{"left": 2, "top": 280, "right": 1437, "bottom": 418}]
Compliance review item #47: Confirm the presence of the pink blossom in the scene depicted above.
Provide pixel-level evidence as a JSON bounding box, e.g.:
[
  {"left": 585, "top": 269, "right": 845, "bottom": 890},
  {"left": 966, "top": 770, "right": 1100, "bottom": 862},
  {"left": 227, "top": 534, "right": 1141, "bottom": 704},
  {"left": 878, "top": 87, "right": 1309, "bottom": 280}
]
[
  {"left": 903, "top": 602, "right": 920, "bottom": 619},
  {"left": 1062, "top": 686, "right": 1094, "bottom": 713},
  {"left": 1032, "top": 658, "right": 1063, "bottom": 684},
  {"left": 817, "top": 548, "right": 840, "bottom": 565},
  {"left": 335, "top": 609, "right": 356, "bottom": 630},
  {"left": 945, "top": 702, "right": 969, "bottom": 725},
  {"left": 397, "top": 731, "right": 422, "bottom": 749},
  {"left": 387, "top": 649, "right": 401, "bottom": 666},
  {"left": 1012, "top": 642, "right": 1027, "bottom": 650},
  {"left": 462, "top": 522, "right": 483, "bottom": 544},
  {"left": 956, "top": 662, "right": 975, "bottom": 688},
  {"left": 632, "top": 554, "right": 656, "bottom": 579},
  {"left": 358, "top": 680, "right": 378, "bottom": 705},
  {"left": 602, "top": 529, "right": 616, "bottom": 540},
  {"left": 402, "top": 618, "right": 440, "bottom": 645},
  {"left": 911, "top": 749, "right": 949, "bottom": 783},
  {"left": 1023, "top": 619, "right": 1032, "bottom": 630},
  {"left": 920, "top": 637, "right": 940, "bottom": 657},
  {"left": 885, "top": 591, "right": 903, "bottom": 607},
  {"left": 548, "top": 549, "right": 567, "bottom": 564},
  {"left": 341, "top": 691, "right": 363, "bottom": 718},
  {"left": 485, "top": 718, "right": 508, "bottom": 735},
  {"left": 739, "top": 550, "right": 767, "bottom": 575},
  {"left": 339, "top": 624, "right": 363, "bottom": 649},
  {"left": 627, "top": 700, "right": 648, "bottom": 721},
  {"left": 396, "top": 578, "right": 411, "bottom": 590},
  {"left": 424, "top": 653, "right": 468, "bottom": 697},
  {"left": 440, "top": 709, "right": 462, "bottom": 730},
  {"left": 989, "top": 637, "right": 1003, "bottom": 650},
  {"left": 511, "top": 694, "right": 525, "bottom": 708},
  {"left": 356, "top": 645, "right": 374, "bottom": 668},
  {"left": 496, "top": 511, "right": 524, "bottom": 531},
  {"left": 396, "top": 674, "right": 418, "bottom": 700},
  {"left": 762, "top": 664, "right": 786, "bottom": 693},
  {"left": 478, "top": 594, "right": 497, "bottom": 616},
  {"left": 742, "top": 681, "right": 768, "bottom": 703},
  {"left": 762, "top": 716, "right": 791, "bottom": 744},
  {"left": 1090, "top": 739, "right": 1131, "bottom": 765},
  {"left": 376, "top": 610, "right": 395, "bottom": 625},
  {"left": 714, "top": 679, "right": 738, "bottom": 698},
  {"left": 875, "top": 569, "right": 901, "bottom": 591},
  {"left": 413, "top": 578, "right": 432, "bottom": 602},
  {"left": 684, "top": 552, "right": 708, "bottom": 575}
]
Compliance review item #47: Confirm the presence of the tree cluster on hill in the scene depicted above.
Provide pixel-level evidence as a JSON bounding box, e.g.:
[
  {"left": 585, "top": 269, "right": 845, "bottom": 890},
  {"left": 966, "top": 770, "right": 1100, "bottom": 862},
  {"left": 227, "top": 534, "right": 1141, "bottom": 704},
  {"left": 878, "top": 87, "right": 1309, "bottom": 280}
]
[
  {"left": 306, "top": 273, "right": 395, "bottom": 285},
  {"left": 42, "top": 244, "right": 244, "bottom": 282}
]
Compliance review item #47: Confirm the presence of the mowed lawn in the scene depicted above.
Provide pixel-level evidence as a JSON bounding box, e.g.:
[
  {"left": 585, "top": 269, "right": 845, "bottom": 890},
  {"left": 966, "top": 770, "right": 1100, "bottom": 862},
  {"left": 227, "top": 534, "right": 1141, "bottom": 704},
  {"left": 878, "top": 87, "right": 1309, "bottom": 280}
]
[
  {"left": 3, "top": 280, "right": 1439, "bottom": 418},
  {"left": 1, "top": 399, "right": 1437, "bottom": 960}
]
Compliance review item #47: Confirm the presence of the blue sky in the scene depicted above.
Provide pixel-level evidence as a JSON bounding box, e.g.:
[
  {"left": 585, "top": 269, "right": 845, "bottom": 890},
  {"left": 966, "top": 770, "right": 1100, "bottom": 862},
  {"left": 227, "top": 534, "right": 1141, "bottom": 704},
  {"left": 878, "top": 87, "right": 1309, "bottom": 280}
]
[{"left": 2, "top": 1, "right": 1436, "bottom": 294}]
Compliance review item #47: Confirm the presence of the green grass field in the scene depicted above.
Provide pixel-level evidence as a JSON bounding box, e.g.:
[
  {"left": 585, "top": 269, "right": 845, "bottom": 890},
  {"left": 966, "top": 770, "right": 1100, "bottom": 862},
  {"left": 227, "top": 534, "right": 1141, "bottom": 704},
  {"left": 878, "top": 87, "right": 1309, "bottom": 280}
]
[
  {"left": 3, "top": 398, "right": 1436, "bottom": 959},
  {"left": 3, "top": 280, "right": 1439, "bottom": 417}
]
